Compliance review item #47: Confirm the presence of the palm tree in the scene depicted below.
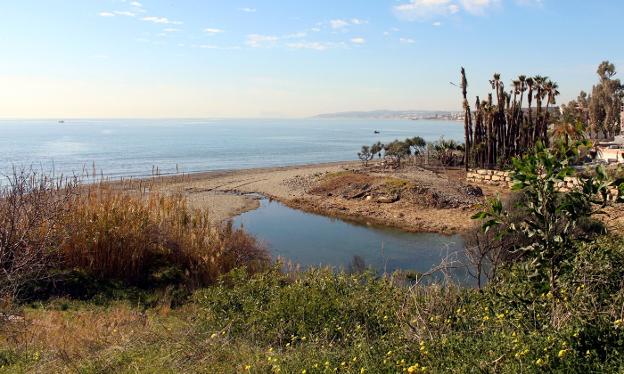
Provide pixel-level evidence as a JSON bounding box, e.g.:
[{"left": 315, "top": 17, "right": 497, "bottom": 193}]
[
  {"left": 543, "top": 80, "right": 560, "bottom": 145},
  {"left": 552, "top": 119, "right": 585, "bottom": 147}
]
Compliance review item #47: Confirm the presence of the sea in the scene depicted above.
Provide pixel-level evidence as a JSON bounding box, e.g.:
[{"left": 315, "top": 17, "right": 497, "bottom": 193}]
[{"left": 0, "top": 118, "right": 463, "bottom": 179}]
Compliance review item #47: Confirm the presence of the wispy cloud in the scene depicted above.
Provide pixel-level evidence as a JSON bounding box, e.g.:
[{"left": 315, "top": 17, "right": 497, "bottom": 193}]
[
  {"left": 400, "top": 37, "right": 416, "bottom": 44},
  {"left": 163, "top": 28, "right": 181, "bottom": 33},
  {"left": 286, "top": 42, "right": 341, "bottom": 51},
  {"left": 246, "top": 34, "right": 279, "bottom": 48},
  {"left": 99, "top": 11, "right": 115, "bottom": 17},
  {"left": 350, "top": 18, "right": 368, "bottom": 25},
  {"left": 141, "top": 16, "right": 182, "bottom": 25},
  {"left": 394, "top": 0, "right": 500, "bottom": 20},
  {"left": 330, "top": 19, "right": 350, "bottom": 29},
  {"left": 433, "top": 21, "right": 442, "bottom": 26},
  {"left": 115, "top": 11, "right": 136, "bottom": 17},
  {"left": 394, "top": 0, "right": 460, "bottom": 21},
  {"left": 350, "top": 37, "right": 366, "bottom": 44},
  {"left": 204, "top": 28, "right": 224, "bottom": 35},
  {"left": 239, "top": 7, "right": 257, "bottom": 13},
  {"left": 515, "top": 0, "right": 543, "bottom": 6},
  {"left": 460, "top": 0, "right": 500, "bottom": 15},
  {"left": 329, "top": 18, "right": 368, "bottom": 30}
]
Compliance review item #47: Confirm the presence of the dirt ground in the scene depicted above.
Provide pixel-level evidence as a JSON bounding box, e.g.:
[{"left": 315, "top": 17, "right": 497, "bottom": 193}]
[{"left": 147, "top": 161, "right": 504, "bottom": 235}]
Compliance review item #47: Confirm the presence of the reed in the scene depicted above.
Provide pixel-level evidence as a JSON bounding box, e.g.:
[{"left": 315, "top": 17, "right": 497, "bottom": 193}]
[{"left": 1, "top": 170, "right": 269, "bottom": 302}]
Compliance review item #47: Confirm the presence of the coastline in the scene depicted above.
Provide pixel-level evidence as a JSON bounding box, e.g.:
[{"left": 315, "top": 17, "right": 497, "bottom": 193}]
[{"left": 145, "top": 160, "right": 492, "bottom": 235}]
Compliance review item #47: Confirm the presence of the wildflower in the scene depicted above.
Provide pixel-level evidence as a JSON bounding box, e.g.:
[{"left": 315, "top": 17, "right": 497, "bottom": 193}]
[
  {"left": 407, "top": 364, "right": 420, "bottom": 373},
  {"left": 210, "top": 333, "right": 218, "bottom": 339},
  {"left": 535, "top": 358, "right": 545, "bottom": 367},
  {"left": 301, "top": 370, "right": 307, "bottom": 374},
  {"left": 558, "top": 349, "right": 568, "bottom": 359},
  {"left": 244, "top": 365, "right": 252, "bottom": 371},
  {"left": 360, "top": 368, "right": 366, "bottom": 374},
  {"left": 615, "top": 319, "right": 623, "bottom": 328}
]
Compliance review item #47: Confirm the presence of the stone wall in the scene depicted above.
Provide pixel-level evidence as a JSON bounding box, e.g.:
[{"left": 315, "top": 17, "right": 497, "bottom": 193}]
[
  {"left": 466, "top": 169, "right": 513, "bottom": 188},
  {"left": 466, "top": 169, "right": 620, "bottom": 199}
]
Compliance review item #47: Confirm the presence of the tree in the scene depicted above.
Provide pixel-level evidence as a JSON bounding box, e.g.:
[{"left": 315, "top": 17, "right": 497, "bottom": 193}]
[
  {"left": 589, "top": 61, "right": 624, "bottom": 139},
  {"left": 473, "top": 143, "right": 622, "bottom": 291},
  {"left": 405, "top": 136, "right": 426, "bottom": 163},
  {"left": 430, "top": 138, "right": 464, "bottom": 166},
  {"left": 357, "top": 145, "right": 374, "bottom": 166},
  {"left": 384, "top": 140, "right": 411, "bottom": 168},
  {"left": 370, "top": 142, "right": 384, "bottom": 159},
  {"left": 460, "top": 68, "right": 560, "bottom": 169}
]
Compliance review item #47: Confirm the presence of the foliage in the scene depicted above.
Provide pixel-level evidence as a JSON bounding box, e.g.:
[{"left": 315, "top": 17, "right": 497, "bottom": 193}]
[
  {"left": 589, "top": 61, "right": 624, "bottom": 138},
  {"left": 461, "top": 69, "right": 560, "bottom": 169},
  {"left": 0, "top": 169, "right": 78, "bottom": 303},
  {"left": 0, "top": 171, "right": 269, "bottom": 307},
  {"left": 357, "top": 145, "right": 374, "bottom": 166},
  {"left": 429, "top": 138, "right": 464, "bottom": 167},
  {"left": 473, "top": 143, "right": 621, "bottom": 291},
  {"left": 370, "top": 141, "right": 384, "bottom": 159},
  {"left": 60, "top": 186, "right": 269, "bottom": 288},
  {"left": 3, "top": 250, "right": 624, "bottom": 373},
  {"left": 406, "top": 136, "right": 427, "bottom": 157}
]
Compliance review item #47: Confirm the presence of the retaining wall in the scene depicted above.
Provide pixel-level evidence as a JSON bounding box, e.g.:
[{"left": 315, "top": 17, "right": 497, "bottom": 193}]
[{"left": 466, "top": 169, "right": 620, "bottom": 198}]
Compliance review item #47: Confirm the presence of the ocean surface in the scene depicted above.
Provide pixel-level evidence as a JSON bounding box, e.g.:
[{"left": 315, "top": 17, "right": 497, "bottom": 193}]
[{"left": 0, "top": 118, "right": 463, "bottom": 179}]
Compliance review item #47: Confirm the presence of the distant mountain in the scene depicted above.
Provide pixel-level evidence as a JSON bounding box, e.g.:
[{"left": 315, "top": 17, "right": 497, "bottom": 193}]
[{"left": 314, "top": 110, "right": 463, "bottom": 121}]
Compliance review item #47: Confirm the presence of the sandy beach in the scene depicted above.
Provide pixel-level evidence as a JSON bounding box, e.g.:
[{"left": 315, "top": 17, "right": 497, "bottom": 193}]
[{"left": 150, "top": 161, "right": 495, "bottom": 235}]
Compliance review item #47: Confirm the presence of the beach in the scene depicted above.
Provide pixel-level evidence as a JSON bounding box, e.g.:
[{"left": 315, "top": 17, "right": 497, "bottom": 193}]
[{"left": 152, "top": 160, "right": 495, "bottom": 235}]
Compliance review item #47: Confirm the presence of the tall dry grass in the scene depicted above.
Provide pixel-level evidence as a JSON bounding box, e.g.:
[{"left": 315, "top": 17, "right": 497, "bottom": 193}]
[
  {"left": 1, "top": 170, "right": 269, "bottom": 304},
  {"left": 61, "top": 185, "right": 269, "bottom": 287}
]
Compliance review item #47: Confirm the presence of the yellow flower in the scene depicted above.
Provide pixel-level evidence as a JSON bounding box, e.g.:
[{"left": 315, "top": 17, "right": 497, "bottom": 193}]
[
  {"left": 244, "top": 364, "right": 252, "bottom": 371},
  {"left": 210, "top": 333, "right": 218, "bottom": 339},
  {"left": 558, "top": 349, "right": 568, "bottom": 359},
  {"left": 535, "top": 358, "right": 545, "bottom": 367},
  {"left": 301, "top": 370, "right": 307, "bottom": 374},
  {"left": 407, "top": 364, "right": 420, "bottom": 373},
  {"left": 615, "top": 319, "right": 623, "bottom": 328},
  {"left": 360, "top": 368, "right": 366, "bottom": 374}
]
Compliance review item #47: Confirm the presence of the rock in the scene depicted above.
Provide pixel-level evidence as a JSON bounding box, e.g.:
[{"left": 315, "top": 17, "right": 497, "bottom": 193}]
[
  {"left": 463, "top": 185, "right": 483, "bottom": 197},
  {"left": 365, "top": 195, "right": 373, "bottom": 201},
  {"left": 377, "top": 195, "right": 399, "bottom": 204}
]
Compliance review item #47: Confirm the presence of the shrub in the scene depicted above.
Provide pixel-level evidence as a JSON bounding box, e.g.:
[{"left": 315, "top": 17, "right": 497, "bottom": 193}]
[
  {"left": 0, "top": 172, "right": 270, "bottom": 305},
  {"left": 60, "top": 185, "right": 270, "bottom": 288},
  {"left": 0, "top": 169, "right": 78, "bottom": 303}
]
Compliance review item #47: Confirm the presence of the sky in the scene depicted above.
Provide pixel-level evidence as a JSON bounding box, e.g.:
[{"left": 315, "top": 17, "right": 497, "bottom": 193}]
[{"left": 0, "top": 0, "right": 623, "bottom": 118}]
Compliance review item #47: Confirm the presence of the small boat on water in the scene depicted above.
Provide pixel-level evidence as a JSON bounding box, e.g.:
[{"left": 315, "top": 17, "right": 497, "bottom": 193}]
[
  {"left": 374, "top": 130, "right": 380, "bottom": 134},
  {"left": 58, "top": 120, "right": 65, "bottom": 124}
]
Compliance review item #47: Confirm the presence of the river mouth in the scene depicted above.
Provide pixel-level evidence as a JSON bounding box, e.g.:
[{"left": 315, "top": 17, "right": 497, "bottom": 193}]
[{"left": 234, "top": 198, "right": 469, "bottom": 282}]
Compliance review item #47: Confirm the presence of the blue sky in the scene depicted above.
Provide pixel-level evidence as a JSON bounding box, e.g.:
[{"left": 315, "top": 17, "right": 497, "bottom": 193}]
[{"left": 0, "top": 0, "right": 622, "bottom": 118}]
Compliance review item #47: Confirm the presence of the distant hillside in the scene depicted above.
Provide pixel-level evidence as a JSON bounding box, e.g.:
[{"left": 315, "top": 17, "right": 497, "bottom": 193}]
[{"left": 314, "top": 110, "right": 463, "bottom": 121}]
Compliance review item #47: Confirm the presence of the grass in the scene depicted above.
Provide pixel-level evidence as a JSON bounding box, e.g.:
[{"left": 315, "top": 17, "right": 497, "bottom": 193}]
[
  {"left": 2, "top": 234, "right": 624, "bottom": 373},
  {"left": 2, "top": 168, "right": 624, "bottom": 373},
  {"left": 0, "top": 171, "right": 270, "bottom": 305}
]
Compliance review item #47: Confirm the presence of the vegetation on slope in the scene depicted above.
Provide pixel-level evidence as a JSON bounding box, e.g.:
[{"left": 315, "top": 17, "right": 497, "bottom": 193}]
[{"left": 1, "top": 141, "right": 624, "bottom": 372}]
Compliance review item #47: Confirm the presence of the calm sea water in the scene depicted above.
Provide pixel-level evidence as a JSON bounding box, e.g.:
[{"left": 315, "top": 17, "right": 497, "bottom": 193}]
[
  {"left": 235, "top": 199, "right": 468, "bottom": 280},
  {"left": 0, "top": 118, "right": 463, "bottom": 179}
]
